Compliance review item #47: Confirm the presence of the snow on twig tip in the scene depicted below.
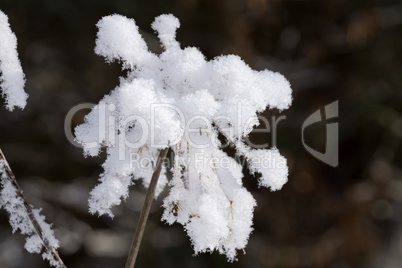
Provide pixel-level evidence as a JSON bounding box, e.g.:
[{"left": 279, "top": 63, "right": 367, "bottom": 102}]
[{"left": 0, "top": 10, "right": 28, "bottom": 111}]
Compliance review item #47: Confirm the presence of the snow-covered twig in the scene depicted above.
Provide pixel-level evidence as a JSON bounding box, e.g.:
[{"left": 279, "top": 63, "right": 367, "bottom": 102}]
[{"left": 0, "top": 149, "right": 66, "bottom": 268}]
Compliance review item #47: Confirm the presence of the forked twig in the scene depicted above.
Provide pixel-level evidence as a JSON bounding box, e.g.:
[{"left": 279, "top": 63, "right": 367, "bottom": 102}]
[
  {"left": 125, "top": 147, "right": 169, "bottom": 268},
  {"left": 0, "top": 148, "right": 66, "bottom": 268}
]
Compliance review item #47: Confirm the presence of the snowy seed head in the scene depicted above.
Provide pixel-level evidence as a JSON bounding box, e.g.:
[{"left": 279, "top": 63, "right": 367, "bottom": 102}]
[{"left": 76, "top": 13, "right": 292, "bottom": 262}]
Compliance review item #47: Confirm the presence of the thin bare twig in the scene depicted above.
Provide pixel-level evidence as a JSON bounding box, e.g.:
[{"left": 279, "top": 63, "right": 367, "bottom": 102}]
[
  {"left": 125, "top": 147, "right": 169, "bottom": 268},
  {"left": 0, "top": 148, "right": 66, "bottom": 268}
]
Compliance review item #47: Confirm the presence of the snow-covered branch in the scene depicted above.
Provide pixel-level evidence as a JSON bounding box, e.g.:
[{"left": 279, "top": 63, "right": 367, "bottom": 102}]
[{"left": 0, "top": 149, "right": 65, "bottom": 267}]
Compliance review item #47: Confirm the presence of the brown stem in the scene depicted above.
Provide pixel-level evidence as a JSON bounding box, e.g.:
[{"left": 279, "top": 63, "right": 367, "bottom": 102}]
[
  {"left": 0, "top": 148, "right": 66, "bottom": 268},
  {"left": 125, "top": 147, "right": 169, "bottom": 268}
]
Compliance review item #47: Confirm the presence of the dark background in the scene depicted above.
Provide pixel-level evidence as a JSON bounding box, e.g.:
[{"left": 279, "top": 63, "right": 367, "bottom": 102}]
[{"left": 1, "top": 0, "right": 401, "bottom": 267}]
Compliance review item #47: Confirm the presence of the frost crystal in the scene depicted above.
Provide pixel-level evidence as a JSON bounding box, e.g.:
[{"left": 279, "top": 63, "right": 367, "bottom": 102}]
[
  {"left": 0, "top": 10, "right": 28, "bottom": 111},
  {"left": 0, "top": 160, "right": 61, "bottom": 267},
  {"left": 75, "top": 14, "right": 292, "bottom": 261}
]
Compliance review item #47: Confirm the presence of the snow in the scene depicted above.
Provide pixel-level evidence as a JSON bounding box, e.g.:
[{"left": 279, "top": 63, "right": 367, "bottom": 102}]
[
  {"left": 75, "top": 13, "right": 292, "bottom": 261},
  {"left": 0, "top": 10, "right": 28, "bottom": 111},
  {"left": 0, "top": 160, "right": 61, "bottom": 267},
  {"left": 0, "top": 10, "right": 61, "bottom": 266},
  {"left": 151, "top": 14, "right": 180, "bottom": 49}
]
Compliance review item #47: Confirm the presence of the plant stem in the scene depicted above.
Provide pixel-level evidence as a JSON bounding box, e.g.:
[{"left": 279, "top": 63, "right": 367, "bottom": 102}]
[
  {"left": 125, "top": 147, "right": 169, "bottom": 268},
  {"left": 0, "top": 149, "right": 66, "bottom": 268}
]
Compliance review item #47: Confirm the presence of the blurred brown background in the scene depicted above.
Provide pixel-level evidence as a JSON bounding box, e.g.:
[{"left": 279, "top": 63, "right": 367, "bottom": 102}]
[{"left": 0, "top": 0, "right": 401, "bottom": 267}]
